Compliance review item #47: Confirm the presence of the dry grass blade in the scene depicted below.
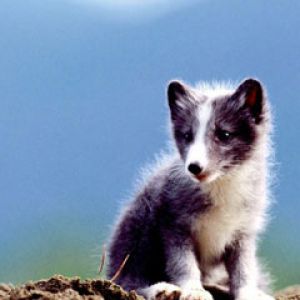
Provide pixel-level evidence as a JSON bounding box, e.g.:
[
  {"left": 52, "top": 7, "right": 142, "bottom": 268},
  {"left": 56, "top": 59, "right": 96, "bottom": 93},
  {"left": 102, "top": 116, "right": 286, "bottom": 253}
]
[
  {"left": 98, "top": 244, "right": 106, "bottom": 275},
  {"left": 110, "top": 254, "right": 130, "bottom": 282}
]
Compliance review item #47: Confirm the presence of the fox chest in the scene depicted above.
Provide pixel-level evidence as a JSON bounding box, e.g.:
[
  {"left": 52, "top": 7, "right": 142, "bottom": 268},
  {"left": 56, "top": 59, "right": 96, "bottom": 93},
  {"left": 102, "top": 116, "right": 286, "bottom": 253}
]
[{"left": 192, "top": 199, "right": 249, "bottom": 265}]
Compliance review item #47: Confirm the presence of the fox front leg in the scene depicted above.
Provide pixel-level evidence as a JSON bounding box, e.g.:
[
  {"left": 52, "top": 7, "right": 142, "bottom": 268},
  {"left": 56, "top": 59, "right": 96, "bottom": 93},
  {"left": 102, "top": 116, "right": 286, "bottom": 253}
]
[
  {"left": 225, "top": 236, "right": 275, "bottom": 300},
  {"left": 164, "top": 238, "right": 213, "bottom": 300}
]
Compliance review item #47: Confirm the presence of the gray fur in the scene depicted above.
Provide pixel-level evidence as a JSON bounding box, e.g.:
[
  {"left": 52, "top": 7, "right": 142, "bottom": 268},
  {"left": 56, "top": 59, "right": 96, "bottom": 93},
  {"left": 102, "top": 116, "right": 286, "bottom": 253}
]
[{"left": 107, "top": 79, "right": 274, "bottom": 300}]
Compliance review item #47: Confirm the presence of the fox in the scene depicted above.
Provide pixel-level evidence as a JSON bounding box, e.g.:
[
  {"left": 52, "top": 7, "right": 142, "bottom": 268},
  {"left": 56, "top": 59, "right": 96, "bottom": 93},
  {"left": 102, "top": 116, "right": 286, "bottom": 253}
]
[{"left": 107, "top": 78, "right": 275, "bottom": 300}]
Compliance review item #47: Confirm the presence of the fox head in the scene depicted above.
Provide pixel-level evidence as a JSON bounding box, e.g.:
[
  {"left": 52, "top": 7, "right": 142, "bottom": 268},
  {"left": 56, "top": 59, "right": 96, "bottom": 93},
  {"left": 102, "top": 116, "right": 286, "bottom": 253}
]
[{"left": 167, "top": 78, "right": 270, "bottom": 183}]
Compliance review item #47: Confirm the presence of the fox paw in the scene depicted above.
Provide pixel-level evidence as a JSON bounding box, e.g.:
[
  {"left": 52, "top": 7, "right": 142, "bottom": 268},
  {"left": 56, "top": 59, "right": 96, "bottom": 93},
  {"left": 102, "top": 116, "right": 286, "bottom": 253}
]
[
  {"left": 237, "top": 288, "right": 275, "bottom": 300},
  {"left": 142, "top": 282, "right": 182, "bottom": 300},
  {"left": 256, "top": 291, "right": 275, "bottom": 300},
  {"left": 180, "top": 288, "right": 213, "bottom": 300}
]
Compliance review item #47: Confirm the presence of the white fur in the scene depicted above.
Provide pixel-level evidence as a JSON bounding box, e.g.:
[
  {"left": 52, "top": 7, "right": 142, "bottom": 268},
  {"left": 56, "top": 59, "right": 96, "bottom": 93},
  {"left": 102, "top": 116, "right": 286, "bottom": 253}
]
[
  {"left": 193, "top": 144, "right": 269, "bottom": 266},
  {"left": 175, "top": 251, "right": 202, "bottom": 286},
  {"left": 237, "top": 286, "right": 275, "bottom": 300},
  {"left": 180, "top": 288, "right": 214, "bottom": 300},
  {"left": 186, "top": 101, "right": 212, "bottom": 172},
  {"left": 140, "top": 282, "right": 215, "bottom": 300},
  {"left": 140, "top": 282, "right": 181, "bottom": 300},
  {"left": 195, "top": 81, "right": 234, "bottom": 99}
]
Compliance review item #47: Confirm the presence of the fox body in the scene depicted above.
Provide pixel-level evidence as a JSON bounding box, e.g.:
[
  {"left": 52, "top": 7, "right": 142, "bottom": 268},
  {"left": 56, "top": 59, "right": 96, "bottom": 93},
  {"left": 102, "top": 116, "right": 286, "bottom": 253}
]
[{"left": 107, "top": 79, "right": 274, "bottom": 300}]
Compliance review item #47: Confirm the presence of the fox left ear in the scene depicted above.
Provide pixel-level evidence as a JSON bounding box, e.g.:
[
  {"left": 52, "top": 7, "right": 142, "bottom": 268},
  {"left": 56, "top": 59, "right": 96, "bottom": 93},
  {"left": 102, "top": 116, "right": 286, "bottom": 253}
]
[
  {"left": 234, "top": 78, "right": 265, "bottom": 124},
  {"left": 167, "top": 80, "right": 195, "bottom": 122}
]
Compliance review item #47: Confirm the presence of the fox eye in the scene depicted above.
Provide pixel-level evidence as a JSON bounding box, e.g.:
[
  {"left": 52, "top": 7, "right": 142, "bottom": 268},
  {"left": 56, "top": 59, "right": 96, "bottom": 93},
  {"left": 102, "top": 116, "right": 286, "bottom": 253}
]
[
  {"left": 215, "top": 128, "right": 232, "bottom": 143},
  {"left": 183, "top": 131, "right": 193, "bottom": 143}
]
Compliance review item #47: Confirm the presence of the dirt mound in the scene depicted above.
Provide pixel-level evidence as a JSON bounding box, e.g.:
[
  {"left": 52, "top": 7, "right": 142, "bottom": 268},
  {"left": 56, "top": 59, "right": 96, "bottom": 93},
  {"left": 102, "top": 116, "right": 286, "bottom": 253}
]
[
  {"left": 275, "top": 285, "right": 300, "bottom": 300},
  {"left": 0, "top": 275, "right": 299, "bottom": 300},
  {"left": 0, "top": 275, "right": 142, "bottom": 300}
]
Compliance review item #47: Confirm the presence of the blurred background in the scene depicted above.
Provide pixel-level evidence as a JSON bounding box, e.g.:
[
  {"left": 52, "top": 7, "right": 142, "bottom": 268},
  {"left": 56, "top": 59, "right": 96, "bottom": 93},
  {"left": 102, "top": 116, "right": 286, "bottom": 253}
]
[{"left": 0, "top": 0, "right": 299, "bottom": 289}]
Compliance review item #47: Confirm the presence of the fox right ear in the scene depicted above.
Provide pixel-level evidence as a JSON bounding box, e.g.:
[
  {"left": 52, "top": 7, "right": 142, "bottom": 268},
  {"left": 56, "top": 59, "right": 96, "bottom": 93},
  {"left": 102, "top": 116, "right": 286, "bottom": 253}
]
[
  {"left": 232, "top": 78, "right": 265, "bottom": 124},
  {"left": 167, "top": 80, "right": 194, "bottom": 120}
]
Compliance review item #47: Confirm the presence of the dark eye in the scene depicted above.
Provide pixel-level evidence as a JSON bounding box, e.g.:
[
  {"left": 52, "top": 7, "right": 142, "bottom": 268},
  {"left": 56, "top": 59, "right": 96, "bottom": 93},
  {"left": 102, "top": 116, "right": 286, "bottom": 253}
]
[
  {"left": 183, "top": 131, "right": 193, "bottom": 143},
  {"left": 215, "top": 128, "right": 232, "bottom": 143}
]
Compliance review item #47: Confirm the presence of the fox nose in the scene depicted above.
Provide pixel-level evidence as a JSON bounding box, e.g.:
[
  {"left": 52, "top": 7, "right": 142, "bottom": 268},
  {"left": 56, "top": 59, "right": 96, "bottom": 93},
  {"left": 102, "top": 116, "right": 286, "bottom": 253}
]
[{"left": 188, "top": 163, "right": 203, "bottom": 175}]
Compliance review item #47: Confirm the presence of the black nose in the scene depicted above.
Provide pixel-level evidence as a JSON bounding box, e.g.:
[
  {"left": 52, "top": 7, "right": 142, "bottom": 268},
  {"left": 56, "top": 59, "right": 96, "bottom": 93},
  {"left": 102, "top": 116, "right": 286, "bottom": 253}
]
[{"left": 188, "top": 163, "right": 203, "bottom": 175}]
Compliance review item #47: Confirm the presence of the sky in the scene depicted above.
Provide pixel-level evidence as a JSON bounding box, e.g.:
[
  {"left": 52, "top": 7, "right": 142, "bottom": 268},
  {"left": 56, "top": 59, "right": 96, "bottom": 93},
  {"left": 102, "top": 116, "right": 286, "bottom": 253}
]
[{"left": 0, "top": 0, "right": 299, "bottom": 288}]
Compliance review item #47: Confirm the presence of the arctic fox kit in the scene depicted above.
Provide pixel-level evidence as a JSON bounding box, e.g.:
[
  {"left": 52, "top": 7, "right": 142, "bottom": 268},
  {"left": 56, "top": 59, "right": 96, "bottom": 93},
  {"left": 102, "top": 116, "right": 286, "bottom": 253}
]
[{"left": 107, "top": 78, "right": 274, "bottom": 300}]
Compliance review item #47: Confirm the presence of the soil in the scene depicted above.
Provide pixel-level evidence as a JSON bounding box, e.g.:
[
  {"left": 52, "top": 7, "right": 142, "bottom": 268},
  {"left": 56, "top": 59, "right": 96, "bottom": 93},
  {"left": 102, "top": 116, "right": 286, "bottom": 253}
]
[
  {"left": 0, "top": 276, "right": 142, "bottom": 300},
  {"left": 0, "top": 275, "right": 299, "bottom": 300}
]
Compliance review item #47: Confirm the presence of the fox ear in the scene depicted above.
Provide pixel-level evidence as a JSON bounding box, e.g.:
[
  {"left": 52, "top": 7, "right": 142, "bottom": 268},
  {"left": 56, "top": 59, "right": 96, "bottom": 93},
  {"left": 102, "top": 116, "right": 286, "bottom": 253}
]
[
  {"left": 167, "top": 80, "right": 194, "bottom": 120},
  {"left": 233, "top": 78, "right": 265, "bottom": 124}
]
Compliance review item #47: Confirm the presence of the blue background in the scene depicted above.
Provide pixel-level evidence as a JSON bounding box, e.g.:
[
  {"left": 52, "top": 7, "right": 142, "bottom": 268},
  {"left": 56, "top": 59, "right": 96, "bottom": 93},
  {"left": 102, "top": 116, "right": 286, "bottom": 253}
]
[{"left": 0, "top": 0, "right": 299, "bottom": 289}]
